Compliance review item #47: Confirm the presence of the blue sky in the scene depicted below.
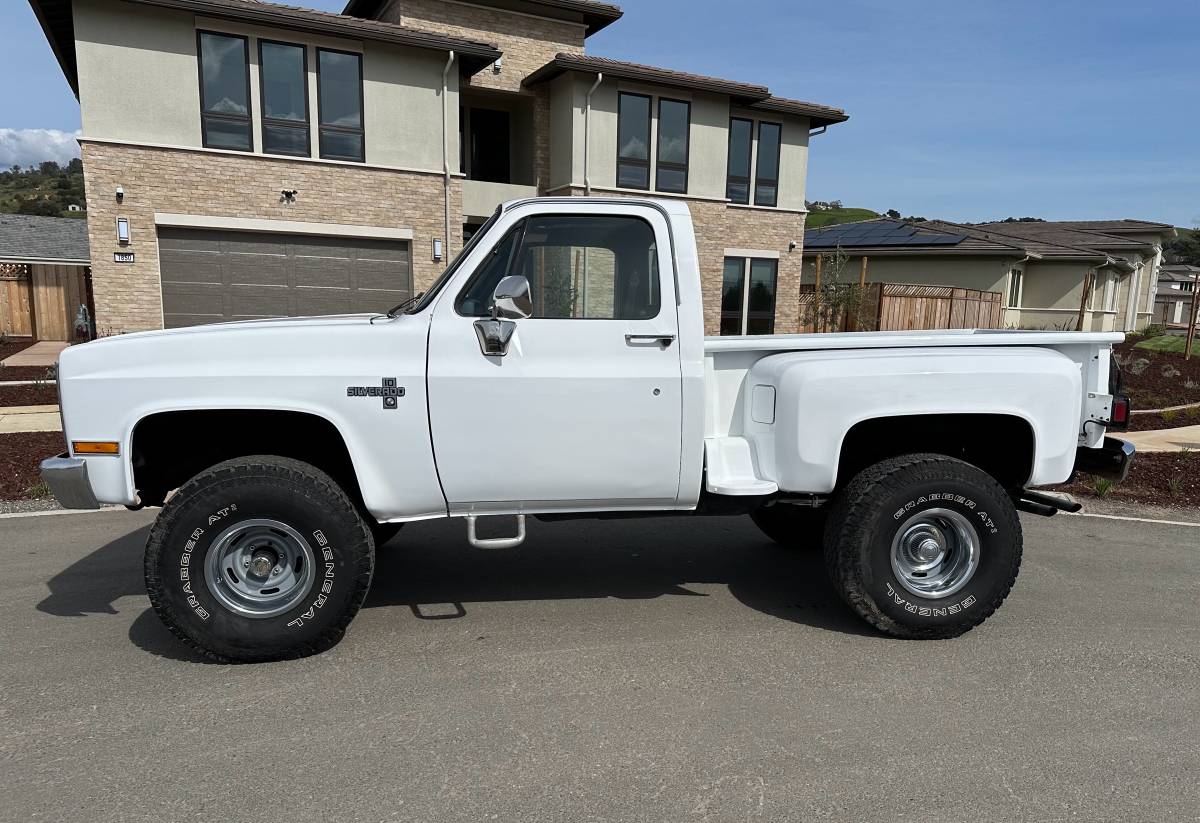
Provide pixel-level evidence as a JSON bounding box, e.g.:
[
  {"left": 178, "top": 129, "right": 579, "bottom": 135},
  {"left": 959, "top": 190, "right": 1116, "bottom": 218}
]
[{"left": 3, "top": 0, "right": 1197, "bottom": 225}]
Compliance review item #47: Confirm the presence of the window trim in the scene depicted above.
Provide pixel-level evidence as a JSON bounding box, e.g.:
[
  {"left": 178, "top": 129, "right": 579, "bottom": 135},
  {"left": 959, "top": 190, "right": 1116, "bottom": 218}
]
[
  {"left": 196, "top": 29, "right": 254, "bottom": 153},
  {"left": 721, "top": 256, "right": 779, "bottom": 335},
  {"left": 753, "top": 120, "right": 783, "bottom": 208},
  {"left": 655, "top": 97, "right": 691, "bottom": 195},
  {"left": 1006, "top": 267, "right": 1024, "bottom": 309},
  {"left": 316, "top": 46, "right": 366, "bottom": 163},
  {"left": 726, "top": 117, "right": 754, "bottom": 205},
  {"left": 616, "top": 91, "right": 653, "bottom": 192},
  {"left": 453, "top": 212, "right": 663, "bottom": 321},
  {"left": 258, "top": 38, "right": 311, "bottom": 159}
]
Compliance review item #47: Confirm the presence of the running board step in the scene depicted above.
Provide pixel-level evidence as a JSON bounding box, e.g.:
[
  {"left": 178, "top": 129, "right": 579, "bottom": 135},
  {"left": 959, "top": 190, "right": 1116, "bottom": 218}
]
[{"left": 466, "top": 514, "right": 526, "bottom": 550}]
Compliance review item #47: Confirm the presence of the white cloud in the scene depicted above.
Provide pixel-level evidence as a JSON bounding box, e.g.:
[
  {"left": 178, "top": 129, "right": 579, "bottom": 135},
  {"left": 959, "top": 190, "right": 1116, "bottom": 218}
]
[{"left": 0, "top": 128, "right": 82, "bottom": 169}]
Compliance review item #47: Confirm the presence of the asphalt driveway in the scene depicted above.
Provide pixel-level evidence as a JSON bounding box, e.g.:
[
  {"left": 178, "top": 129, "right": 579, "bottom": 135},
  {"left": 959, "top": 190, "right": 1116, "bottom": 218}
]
[{"left": 2, "top": 509, "right": 1197, "bottom": 822}]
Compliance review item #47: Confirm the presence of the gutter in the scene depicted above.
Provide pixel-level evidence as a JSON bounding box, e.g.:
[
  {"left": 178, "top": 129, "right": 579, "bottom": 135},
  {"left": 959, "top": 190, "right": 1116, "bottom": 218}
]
[
  {"left": 442, "top": 50, "right": 455, "bottom": 261},
  {"left": 583, "top": 72, "right": 603, "bottom": 195}
]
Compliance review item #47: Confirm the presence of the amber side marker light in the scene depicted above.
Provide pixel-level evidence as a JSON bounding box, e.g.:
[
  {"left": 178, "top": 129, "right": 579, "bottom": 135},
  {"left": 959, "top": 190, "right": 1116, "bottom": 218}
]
[{"left": 72, "top": 441, "right": 120, "bottom": 456}]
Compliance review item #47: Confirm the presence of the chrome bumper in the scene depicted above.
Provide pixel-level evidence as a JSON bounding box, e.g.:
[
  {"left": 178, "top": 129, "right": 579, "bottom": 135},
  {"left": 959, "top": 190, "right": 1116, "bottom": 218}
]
[
  {"left": 40, "top": 454, "right": 101, "bottom": 510},
  {"left": 1074, "top": 437, "right": 1136, "bottom": 482}
]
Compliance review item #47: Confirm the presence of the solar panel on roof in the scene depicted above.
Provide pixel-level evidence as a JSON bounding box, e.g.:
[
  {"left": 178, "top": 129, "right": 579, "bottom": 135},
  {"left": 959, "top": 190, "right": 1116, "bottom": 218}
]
[{"left": 806, "top": 221, "right": 966, "bottom": 248}]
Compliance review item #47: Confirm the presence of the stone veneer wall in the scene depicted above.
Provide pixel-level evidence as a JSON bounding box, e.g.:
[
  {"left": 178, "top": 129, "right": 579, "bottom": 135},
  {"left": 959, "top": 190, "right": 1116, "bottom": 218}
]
[
  {"left": 565, "top": 188, "right": 806, "bottom": 335},
  {"left": 81, "top": 141, "right": 459, "bottom": 333},
  {"left": 379, "top": 0, "right": 584, "bottom": 94}
]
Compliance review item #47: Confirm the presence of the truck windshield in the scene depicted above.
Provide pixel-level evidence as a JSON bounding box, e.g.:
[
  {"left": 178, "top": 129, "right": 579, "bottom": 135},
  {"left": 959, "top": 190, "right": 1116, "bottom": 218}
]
[{"left": 403, "top": 207, "right": 502, "bottom": 315}]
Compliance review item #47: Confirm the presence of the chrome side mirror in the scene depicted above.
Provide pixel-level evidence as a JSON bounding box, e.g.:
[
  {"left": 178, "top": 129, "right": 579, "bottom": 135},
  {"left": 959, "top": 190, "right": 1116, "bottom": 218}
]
[{"left": 491, "top": 275, "right": 532, "bottom": 320}]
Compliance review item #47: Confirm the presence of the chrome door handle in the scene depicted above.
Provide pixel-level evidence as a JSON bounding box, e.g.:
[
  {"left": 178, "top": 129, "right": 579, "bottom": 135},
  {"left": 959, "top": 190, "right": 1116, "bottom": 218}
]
[{"left": 625, "top": 333, "right": 676, "bottom": 348}]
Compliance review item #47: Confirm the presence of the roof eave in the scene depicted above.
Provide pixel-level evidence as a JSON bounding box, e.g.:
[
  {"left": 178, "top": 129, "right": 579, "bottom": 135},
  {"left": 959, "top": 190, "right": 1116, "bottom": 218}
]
[
  {"left": 343, "top": 0, "right": 623, "bottom": 37},
  {"left": 524, "top": 54, "right": 772, "bottom": 102},
  {"left": 27, "top": 0, "right": 79, "bottom": 96}
]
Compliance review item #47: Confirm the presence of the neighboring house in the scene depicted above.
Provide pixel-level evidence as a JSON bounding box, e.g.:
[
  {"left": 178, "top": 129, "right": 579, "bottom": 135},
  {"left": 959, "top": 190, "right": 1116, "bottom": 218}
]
[
  {"left": 0, "top": 213, "right": 93, "bottom": 341},
  {"left": 29, "top": 0, "right": 847, "bottom": 335},
  {"left": 1155, "top": 264, "right": 1199, "bottom": 328},
  {"left": 803, "top": 218, "right": 1175, "bottom": 332}
]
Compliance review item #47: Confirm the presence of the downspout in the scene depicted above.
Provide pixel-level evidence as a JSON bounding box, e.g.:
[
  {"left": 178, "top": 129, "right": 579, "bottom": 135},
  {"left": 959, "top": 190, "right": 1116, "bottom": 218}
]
[
  {"left": 583, "top": 72, "right": 603, "bottom": 195},
  {"left": 442, "top": 50, "right": 455, "bottom": 260}
]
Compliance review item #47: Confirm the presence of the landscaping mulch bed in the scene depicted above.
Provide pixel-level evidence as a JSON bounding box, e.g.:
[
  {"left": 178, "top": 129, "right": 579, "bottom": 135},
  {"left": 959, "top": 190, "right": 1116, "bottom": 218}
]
[
  {"left": 0, "top": 365, "right": 57, "bottom": 382},
  {"left": 1051, "top": 451, "right": 1200, "bottom": 509},
  {"left": 1129, "top": 405, "right": 1200, "bottom": 432},
  {"left": 0, "top": 431, "right": 67, "bottom": 500},
  {"left": 1115, "top": 337, "right": 1200, "bottom": 410},
  {"left": 0, "top": 384, "right": 59, "bottom": 407},
  {"left": 0, "top": 338, "right": 35, "bottom": 361}
]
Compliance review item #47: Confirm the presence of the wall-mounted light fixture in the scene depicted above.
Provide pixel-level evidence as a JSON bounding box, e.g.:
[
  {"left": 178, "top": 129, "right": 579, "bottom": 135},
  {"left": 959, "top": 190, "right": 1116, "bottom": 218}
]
[
  {"left": 115, "top": 185, "right": 124, "bottom": 203},
  {"left": 280, "top": 189, "right": 299, "bottom": 203},
  {"left": 116, "top": 217, "right": 131, "bottom": 245},
  {"left": 433, "top": 238, "right": 443, "bottom": 262},
  {"left": 788, "top": 240, "right": 798, "bottom": 252},
  {"left": 492, "top": 56, "right": 503, "bottom": 75}
]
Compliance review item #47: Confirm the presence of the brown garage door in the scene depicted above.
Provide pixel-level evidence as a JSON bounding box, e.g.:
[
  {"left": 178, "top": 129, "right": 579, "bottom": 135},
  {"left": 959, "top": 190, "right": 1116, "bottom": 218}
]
[{"left": 158, "top": 228, "right": 412, "bottom": 328}]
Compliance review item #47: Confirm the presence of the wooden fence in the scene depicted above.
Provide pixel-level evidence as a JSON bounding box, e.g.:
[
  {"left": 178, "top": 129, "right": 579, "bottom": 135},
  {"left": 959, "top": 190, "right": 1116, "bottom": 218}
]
[
  {"left": 0, "top": 263, "right": 91, "bottom": 341},
  {"left": 799, "top": 283, "right": 1005, "bottom": 333}
]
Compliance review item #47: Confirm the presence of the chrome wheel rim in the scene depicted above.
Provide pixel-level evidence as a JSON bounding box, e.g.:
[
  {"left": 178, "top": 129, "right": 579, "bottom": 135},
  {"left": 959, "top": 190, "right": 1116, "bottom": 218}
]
[
  {"left": 204, "top": 519, "right": 316, "bottom": 618},
  {"left": 890, "top": 507, "right": 980, "bottom": 600}
]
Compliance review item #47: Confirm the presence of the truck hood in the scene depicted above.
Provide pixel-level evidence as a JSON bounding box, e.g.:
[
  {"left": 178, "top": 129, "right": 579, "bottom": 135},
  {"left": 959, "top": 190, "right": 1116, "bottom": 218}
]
[{"left": 58, "top": 313, "right": 426, "bottom": 380}]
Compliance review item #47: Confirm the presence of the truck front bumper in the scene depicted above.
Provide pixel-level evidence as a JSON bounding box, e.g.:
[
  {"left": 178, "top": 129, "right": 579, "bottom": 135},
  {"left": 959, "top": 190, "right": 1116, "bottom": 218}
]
[
  {"left": 1074, "top": 437, "right": 1135, "bottom": 482},
  {"left": 40, "top": 454, "right": 101, "bottom": 510}
]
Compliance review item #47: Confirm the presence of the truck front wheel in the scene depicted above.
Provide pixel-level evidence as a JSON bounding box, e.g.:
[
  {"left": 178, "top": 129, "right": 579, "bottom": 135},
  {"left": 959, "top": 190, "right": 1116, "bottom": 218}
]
[
  {"left": 823, "top": 454, "right": 1022, "bottom": 639},
  {"left": 144, "top": 456, "right": 374, "bottom": 663}
]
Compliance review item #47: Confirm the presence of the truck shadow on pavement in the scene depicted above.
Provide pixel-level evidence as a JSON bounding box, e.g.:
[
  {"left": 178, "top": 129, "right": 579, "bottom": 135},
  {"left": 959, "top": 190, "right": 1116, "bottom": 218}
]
[
  {"left": 36, "top": 514, "right": 873, "bottom": 663},
  {"left": 365, "top": 516, "right": 874, "bottom": 637}
]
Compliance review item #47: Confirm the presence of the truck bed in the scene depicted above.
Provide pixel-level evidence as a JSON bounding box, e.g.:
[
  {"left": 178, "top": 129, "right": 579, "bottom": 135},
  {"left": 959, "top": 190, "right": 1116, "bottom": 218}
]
[{"left": 703, "top": 328, "right": 1125, "bottom": 353}]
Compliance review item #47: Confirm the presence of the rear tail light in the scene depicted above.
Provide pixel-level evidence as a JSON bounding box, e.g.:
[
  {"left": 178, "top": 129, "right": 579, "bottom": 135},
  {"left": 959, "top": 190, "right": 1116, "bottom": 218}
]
[{"left": 1109, "top": 395, "right": 1131, "bottom": 430}]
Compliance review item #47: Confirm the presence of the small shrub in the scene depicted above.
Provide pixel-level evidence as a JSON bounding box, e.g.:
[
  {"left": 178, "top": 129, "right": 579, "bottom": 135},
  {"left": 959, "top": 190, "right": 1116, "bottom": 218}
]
[
  {"left": 1092, "top": 477, "right": 1115, "bottom": 498},
  {"left": 23, "top": 482, "right": 52, "bottom": 500},
  {"left": 1140, "top": 324, "right": 1166, "bottom": 339},
  {"left": 0, "top": 331, "right": 9, "bottom": 346},
  {"left": 1161, "top": 364, "right": 1182, "bottom": 379},
  {"left": 1126, "top": 357, "right": 1151, "bottom": 376},
  {"left": 1162, "top": 409, "right": 1179, "bottom": 424},
  {"left": 1167, "top": 477, "right": 1182, "bottom": 498},
  {"left": 44, "top": 364, "right": 57, "bottom": 382}
]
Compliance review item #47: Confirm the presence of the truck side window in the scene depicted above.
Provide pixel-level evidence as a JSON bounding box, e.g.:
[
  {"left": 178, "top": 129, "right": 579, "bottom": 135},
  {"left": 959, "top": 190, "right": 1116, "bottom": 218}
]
[{"left": 457, "top": 215, "right": 661, "bottom": 320}]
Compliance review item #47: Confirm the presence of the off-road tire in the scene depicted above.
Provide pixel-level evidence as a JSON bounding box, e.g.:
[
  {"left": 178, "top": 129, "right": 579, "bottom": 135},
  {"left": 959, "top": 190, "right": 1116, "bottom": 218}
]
[
  {"left": 750, "top": 504, "right": 827, "bottom": 549},
  {"left": 823, "top": 453, "right": 1022, "bottom": 639},
  {"left": 144, "top": 456, "right": 374, "bottom": 663}
]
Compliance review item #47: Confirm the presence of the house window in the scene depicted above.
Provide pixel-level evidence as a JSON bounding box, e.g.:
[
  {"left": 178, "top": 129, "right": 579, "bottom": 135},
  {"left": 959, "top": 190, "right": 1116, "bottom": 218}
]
[
  {"left": 616, "top": 92, "right": 652, "bottom": 190},
  {"left": 720, "top": 257, "right": 778, "bottom": 335},
  {"left": 317, "top": 48, "right": 365, "bottom": 162},
  {"left": 457, "top": 215, "right": 660, "bottom": 320},
  {"left": 1103, "top": 273, "right": 1118, "bottom": 312},
  {"left": 259, "top": 40, "right": 310, "bottom": 157},
  {"left": 655, "top": 98, "right": 690, "bottom": 194},
  {"left": 753, "top": 122, "right": 782, "bottom": 207},
  {"left": 1006, "top": 268, "right": 1023, "bottom": 308},
  {"left": 198, "top": 31, "right": 252, "bottom": 152},
  {"left": 726, "top": 118, "right": 753, "bottom": 204}
]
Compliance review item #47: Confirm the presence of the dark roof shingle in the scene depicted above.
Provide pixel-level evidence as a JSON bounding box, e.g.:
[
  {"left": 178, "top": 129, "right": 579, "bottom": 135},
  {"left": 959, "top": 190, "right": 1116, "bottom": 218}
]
[{"left": 0, "top": 214, "right": 90, "bottom": 264}]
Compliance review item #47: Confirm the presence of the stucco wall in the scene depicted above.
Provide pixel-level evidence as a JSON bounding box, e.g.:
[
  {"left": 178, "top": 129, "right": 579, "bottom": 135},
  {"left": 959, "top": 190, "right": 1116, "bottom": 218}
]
[
  {"left": 73, "top": 0, "right": 457, "bottom": 172},
  {"left": 802, "top": 255, "right": 1013, "bottom": 294},
  {"left": 81, "top": 142, "right": 458, "bottom": 333},
  {"left": 550, "top": 76, "right": 810, "bottom": 212}
]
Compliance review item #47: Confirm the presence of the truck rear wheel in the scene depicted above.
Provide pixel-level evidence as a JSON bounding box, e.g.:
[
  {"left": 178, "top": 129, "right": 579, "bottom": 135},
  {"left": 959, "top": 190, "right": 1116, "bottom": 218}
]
[
  {"left": 823, "top": 454, "right": 1022, "bottom": 639},
  {"left": 144, "top": 456, "right": 374, "bottom": 663},
  {"left": 750, "top": 504, "right": 827, "bottom": 549}
]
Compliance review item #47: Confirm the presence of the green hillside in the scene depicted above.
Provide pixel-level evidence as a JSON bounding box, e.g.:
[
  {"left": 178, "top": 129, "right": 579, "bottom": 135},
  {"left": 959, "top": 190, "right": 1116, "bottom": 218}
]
[
  {"left": 806, "top": 207, "right": 880, "bottom": 228},
  {"left": 0, "top": 160, "right": 86, "bottom": 218}
]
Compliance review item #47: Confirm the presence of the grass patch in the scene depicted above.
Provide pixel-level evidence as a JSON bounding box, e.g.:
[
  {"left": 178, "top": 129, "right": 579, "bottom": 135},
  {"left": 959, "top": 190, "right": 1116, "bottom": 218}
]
[
  {"left": 807, "top": 207, "right": 881, "bottom": 229},
  {"left": 1134, "top": 335, "right": 1197, "bottom": 355}
]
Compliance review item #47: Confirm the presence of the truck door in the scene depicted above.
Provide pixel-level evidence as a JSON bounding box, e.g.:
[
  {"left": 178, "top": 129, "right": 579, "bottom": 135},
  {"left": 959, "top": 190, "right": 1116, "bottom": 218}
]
[{"left": 426, "top": 205, "right": 683, "bottom": 513}]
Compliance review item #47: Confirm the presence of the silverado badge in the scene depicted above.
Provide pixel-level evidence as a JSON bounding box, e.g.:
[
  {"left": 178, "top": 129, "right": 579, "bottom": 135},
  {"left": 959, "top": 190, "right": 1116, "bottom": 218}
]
[{"left": 347, "top": 378, "right": 405, "bottom": 410}]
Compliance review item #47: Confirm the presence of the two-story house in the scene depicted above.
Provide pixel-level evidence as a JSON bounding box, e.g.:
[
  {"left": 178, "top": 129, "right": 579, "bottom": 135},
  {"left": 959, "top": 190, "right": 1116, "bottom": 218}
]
[{"left": 29, "top": 0, "right": 847, "bottom": 334}]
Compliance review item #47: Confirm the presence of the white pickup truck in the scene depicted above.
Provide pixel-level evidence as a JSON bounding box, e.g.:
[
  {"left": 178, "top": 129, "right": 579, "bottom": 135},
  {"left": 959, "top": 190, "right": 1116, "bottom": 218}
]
[{"left": 42, "top": 197, "right": 1134, "bottom": 662}]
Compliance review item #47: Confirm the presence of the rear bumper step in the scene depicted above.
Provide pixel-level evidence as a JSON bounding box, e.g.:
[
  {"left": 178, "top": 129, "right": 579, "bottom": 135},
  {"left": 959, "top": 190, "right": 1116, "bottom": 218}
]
[{"left": 1074, "top": 437, "right": 1136, "bottom": 482}]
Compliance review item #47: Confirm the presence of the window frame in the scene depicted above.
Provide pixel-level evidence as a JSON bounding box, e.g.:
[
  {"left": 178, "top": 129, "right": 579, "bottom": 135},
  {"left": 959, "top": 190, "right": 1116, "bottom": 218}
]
[
  {"left": 316, "top": 46, "right": 366, "bottom": 163},
  {"left": 654, "top": 97, "right": 691, "bottom": 195},
  {"left": 1006, "top": 267, "right": 1024, "bottom": 308},
  {"left": 753, "top": 120, "right": 783, "bottom": 208},
  {"left": 257, "top": 38, "right": 311, "bottom": 159},
  {"left": 454, "top": 213, "right": 663, "bottom": 321},
  {"left": 196, "top": 29, "right": 254, "bottom": 153},
  {"left": 726, "top": 117, "right": 754, "bottom": 205},
  {"left": 616, "top": 91, "right": 653, "bottom": 192},
  {"left": 721, "top": 256, "right": 779, "bottom": 335}
]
